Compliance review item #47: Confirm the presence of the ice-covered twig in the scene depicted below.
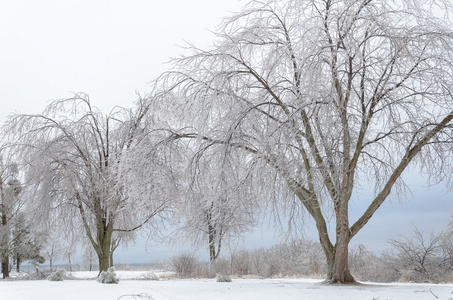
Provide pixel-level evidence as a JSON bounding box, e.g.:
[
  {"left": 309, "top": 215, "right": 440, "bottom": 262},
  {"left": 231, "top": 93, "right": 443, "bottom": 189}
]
[{"left": 117, "top": 293, "right": 154, "bottom": 300}]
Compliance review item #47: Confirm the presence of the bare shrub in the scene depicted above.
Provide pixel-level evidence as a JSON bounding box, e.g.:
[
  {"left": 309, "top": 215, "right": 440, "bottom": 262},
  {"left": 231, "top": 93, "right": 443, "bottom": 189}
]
[
  {"left": 137, "top": 272, "right": 159, "bottom": 281},
  {"left": 387, "top": 227, "right": 452, "bottom": 283},
  {"left": 226, "top": 239, "right": 326, "bottom": 278},
  {"left": 170, "top": 254, "right": 205, "bottom": 277},
  {"left": 230, "top": 250, "right": 253, "bottom": 276}
]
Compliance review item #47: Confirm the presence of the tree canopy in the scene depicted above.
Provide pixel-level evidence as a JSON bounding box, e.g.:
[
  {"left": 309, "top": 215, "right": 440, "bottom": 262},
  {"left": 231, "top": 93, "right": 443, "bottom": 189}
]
[{"left": 5, "top": 95, "right": 173, "bottom": 272}]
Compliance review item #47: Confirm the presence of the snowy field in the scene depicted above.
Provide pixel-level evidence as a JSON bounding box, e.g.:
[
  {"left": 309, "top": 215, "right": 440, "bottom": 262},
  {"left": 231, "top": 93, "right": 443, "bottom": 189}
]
[{"left": 2, "top": 271, "right": 453, "bottom": 300}]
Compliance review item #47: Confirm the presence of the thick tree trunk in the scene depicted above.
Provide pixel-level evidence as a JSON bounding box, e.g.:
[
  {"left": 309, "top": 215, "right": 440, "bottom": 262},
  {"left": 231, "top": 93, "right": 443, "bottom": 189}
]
[
  {"left": 1, "top": 256, "right": 9, "bottom": 279},
  {"left": 98, "top": 253, "right": 109, "bottom": 273},
  {"left": 96, "top": 219, "right": 113, "bottom": 273},
  {"left": 97, "top": 237, "right": 111, "bottom": 273},
  {"left": 321, "top": 239, "right": 356, "bottom": 283},
  {"left": 328, "top": 243, "right": 355, "bottom": 283}
]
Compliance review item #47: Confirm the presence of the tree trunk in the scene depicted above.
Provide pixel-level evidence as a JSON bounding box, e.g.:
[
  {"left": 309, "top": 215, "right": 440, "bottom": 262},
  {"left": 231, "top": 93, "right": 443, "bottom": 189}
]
[
  {"left": 96, "top": 220, "right": 113, "bottom": 273},
  {"left": 80, "top": 197, "right": 114, "bottom": 274},
  {"left": 320, "top": 239, "right": 356, "bottom": 283},
  {"left": 208, "top": 232, "right": 217, "bottom": 264},
  {"left": 316, "top": 200, "right": 356, "bottom": 283},
  {"left": 97, "top": 237, "right": 111, "bottom": 273},
  {"left": 207, "top": 206, "right": 221, "bottom": 264},
  {"left": 109, "top": 251, "right": 113, "bottom": 268},
  {"left": 68, "top": 253, "right": 72, "bottom": 272},
  {"left": 329, "top": 241, "right": 355, "bottom": 283},
  {"left": 1, "top": 204, "right": 9, "bottom": 279},
  {"left": 16, "top": 257, "right": 20, "bottom": 273},
  {"left": 98, "top": 252, "right": 109, "bottom": 273},
  {"left": 1, "top": 256, "right": 9, "bottom": 279}
]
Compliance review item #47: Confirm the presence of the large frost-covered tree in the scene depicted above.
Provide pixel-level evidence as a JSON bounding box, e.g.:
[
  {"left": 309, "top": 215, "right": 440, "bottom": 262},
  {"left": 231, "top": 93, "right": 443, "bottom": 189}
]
[
  {"left": 6, "top": 95, "right": 172, "bottom": 272},
  {"left": 157, "top": 0, "right": 453, "bottom": 283}
]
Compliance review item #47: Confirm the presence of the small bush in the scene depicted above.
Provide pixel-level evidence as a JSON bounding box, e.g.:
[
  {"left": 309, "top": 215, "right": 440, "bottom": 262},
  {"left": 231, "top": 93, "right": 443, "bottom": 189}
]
[
  {"left": 98, "top": 267, "right": 119, "bottom": 284},
  {"left": 47, "top": 268, "right": 66, "bottom": 281},
  {"left": 216, "top": 274, "right": 232, "bottom": 282}
]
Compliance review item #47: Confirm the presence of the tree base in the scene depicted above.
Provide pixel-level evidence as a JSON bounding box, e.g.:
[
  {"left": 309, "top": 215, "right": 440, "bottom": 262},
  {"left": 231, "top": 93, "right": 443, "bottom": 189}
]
[{"left": 322, "top": 278, "right": 360, "bottom": 285}]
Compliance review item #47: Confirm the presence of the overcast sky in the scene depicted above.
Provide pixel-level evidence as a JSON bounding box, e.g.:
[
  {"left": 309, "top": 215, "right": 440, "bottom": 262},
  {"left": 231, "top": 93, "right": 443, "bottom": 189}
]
[{"left": 0, "top": 0, "right": 451, "bottom": 264}]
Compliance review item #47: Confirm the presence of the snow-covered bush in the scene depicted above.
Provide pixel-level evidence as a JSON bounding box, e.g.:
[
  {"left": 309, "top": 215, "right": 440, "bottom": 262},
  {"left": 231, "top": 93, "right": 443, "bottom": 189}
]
[
  {"left": 216, "top": 274, "right": 232, "bottom": 282},
  {"left": 97, "top": 267, "right": 119, "bottom": 284},
  {"left": 47, "top": 268, "right": 66, "bottom": 281}
]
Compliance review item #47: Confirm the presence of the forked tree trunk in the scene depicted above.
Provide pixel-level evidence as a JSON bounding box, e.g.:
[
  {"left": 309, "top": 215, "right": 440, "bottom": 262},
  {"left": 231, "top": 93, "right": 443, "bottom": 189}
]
[
  {"left": 208, "top": 238, "right": 222, "bottom": 264},
  {"left": 328, "top": 233, "right": 355, "bottom": 283},
  {"left": 312, "top": 196, "right": 357, "bottom": 284},
  {"left": 318, "top": 226, "right": 356, "bottom": 283},
  {"left": 208, "top": 229, "right": 222, "bottom": 264},
  {"left": 77, "top": 194, "right": 114, "bottom": 274}
]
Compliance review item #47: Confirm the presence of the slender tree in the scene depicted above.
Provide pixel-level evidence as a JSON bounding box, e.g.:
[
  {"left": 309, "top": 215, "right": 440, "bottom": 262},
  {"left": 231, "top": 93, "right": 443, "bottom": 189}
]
[
  {"left": 0, "top": 156, "right": 22, "bottom": 278},
  {"left": 10, "top": 212, "right": 43, "bottom": 273},
  {"left": 157, "top": 0, "right": 453, "bottom": 283},
  {"left": 6, "top": 94, "right": 172, "bottom": 272},
  {"left": 177, "top": 148, "right": 257, "bottom": 263}
]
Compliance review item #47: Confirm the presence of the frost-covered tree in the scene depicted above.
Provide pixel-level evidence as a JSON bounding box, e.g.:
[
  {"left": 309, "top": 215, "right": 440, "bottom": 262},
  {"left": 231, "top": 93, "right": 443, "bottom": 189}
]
[
  {"left": 11, "top": 212, "right": 45, "bottom": 273},
  {"left": 0, "top": 155, "right": 22, "bottom": 278},
  {"left": 156, "top": 0, "right": 453, "bottom": 283},
  {"left": 177, "top": 147, "right": 257, "bottom": 263},
  {"left": 5, "top": 94, "right": 172, "bottom": 272}
]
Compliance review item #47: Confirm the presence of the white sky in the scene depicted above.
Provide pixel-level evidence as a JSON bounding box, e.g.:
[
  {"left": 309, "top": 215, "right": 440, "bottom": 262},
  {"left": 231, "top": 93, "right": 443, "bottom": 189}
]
[
  {"left": 0, "top": 0, "right": 451, "bottom": 265},
  {"left": 0, "top": 0, "right": 242, "bottom": 120}
]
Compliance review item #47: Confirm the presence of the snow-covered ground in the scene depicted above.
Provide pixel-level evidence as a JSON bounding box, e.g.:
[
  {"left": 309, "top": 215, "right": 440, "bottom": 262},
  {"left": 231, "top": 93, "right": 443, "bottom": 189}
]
[{"left": 2, "top": 271, "right": 453, "bottom": 300}]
